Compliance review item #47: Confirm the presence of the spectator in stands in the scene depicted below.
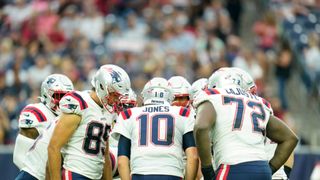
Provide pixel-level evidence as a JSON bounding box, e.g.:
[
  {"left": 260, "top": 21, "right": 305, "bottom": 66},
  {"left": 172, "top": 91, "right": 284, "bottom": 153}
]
[
  {"left": 225, "top": 0, "right": 243, "bottom": 35},
  {"left": 78, "top": 0, "right": 104, "bottom": 43},
  {"left": 233, "top": 48, "right": 264, "bottom": 82},
  {"left": 304, "top": 32, "right": 320, "bottom": 96},
  {"left": 3, "top": 0, "right": 32, "bottom": 30},
  {"left": 253, "top": 11, "right": 278, "bottom": 51},
  {"left": 0, "top": 106, "right": 10, "bottom": 144},
  {"left": 27, "top": 54, "right": 52, "bottom": 89},
  {"left": 275, "top": 40, "right": 293, "bottom": 111},
  {"left": 203, "top": 0, "right": 232, "bottom": 42}
]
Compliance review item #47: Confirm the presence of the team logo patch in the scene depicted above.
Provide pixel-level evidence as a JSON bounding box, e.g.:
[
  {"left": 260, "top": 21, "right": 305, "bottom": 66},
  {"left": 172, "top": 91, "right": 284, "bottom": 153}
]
[
  {"left": 21, "top": 119, "right": 33, "bottom": 126},
  {"left": 62, "top": 104, "right": 78, "bottom": 110}
]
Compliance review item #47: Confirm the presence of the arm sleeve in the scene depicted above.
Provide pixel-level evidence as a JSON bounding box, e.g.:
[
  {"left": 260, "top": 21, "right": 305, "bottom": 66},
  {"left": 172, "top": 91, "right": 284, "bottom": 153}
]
[
  {"left": 117, "top": 135, "right": 131, "bottom": 159},
  {"left": 183, "top": 131, "right": 196, "bottom": 150}
]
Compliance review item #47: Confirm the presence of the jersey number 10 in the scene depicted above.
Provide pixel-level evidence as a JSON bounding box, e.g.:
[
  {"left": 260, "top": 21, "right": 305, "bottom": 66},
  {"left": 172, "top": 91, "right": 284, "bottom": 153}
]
[{"left": 137, "top": 114, "right": 174, "bottom": 146}]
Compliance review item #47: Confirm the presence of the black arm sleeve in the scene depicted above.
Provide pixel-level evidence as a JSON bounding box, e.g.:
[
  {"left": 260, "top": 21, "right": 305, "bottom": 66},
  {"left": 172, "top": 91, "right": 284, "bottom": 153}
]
[
  {"left": 117, "top": 135, "right": 131, "bottom": 159},
  {"left": 201, "top": 165, "right": 215, "bottom": 180},
  {"left": 183, "top": 131, "right": 196, "bottom": 151}
]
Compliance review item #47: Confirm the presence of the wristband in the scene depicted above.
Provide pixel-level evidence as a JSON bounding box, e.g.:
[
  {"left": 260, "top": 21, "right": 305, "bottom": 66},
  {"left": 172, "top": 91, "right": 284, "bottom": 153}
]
[
  {"left": 269, "top": 162, "right": 277, "bottom": 174},
  {"left": 201, "top": 165, "right": 215, "bottom": 180},
  {"left": 284, "top": 165, "right": 292, "bottom": 178}
]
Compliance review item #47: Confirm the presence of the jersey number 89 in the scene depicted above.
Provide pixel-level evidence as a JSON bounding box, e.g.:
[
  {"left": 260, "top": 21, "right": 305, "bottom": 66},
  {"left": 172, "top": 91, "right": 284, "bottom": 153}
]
[{"left": 83, "top": 121, "right": 109, "bottom": 155}]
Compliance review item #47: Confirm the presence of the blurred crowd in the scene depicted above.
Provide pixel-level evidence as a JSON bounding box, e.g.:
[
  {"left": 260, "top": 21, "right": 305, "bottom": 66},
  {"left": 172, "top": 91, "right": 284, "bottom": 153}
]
[{"left": 0, "top": 0, "right": 319, "bottom": 144}]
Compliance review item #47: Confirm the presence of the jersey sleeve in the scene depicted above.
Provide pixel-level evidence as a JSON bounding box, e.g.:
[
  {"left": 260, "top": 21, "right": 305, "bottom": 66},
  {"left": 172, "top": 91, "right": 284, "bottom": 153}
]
[
  {"left": 18, "top": 105, "right": 47, "bottom": 128},
  {"left": 192, "top": 90, "right": 211, "bottom": 109},
  {"left": 262, "top": 98, "right": 274, "bottom": 115},
  {"left": 111, "top": 109, "right": 132, "bottom": 140},
  {"left": 179, "top": 107, "right": 195, "bottom": 134},
  {"left": 59, "top": 91, "right": 88, "bottom": 116}
]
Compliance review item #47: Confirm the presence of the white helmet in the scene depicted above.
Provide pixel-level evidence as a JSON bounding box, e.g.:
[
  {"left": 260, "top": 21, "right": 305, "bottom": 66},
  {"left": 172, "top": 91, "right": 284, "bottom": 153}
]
[
  {"left": 141, "top": 77, "right": 174, "bottom": 105},
  {"left": 91, "top": 64, "right": 131, "bottom": 112},
  {"left": 40, "top": 74, "right": 74, "bottom": 113},
  {"left": 231, "top": 67, "right": 257, "bottom": 94},
  {"left": 190, "top": 78, "right": 208, "bottom": 100},
  {"left": 118, "top": 88, "right": 137, "bottom": 112},
  {"left": 168, "top": 76, "right": 191, "bottom": 107},
  {"left": 208, "top": 67, "right": 257, "bottom": 93}
]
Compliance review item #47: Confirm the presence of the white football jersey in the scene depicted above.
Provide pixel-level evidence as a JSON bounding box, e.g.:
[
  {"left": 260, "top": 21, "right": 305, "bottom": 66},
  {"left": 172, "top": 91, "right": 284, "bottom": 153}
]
[
  {"left": 22, "top": 119, "right": 58, "bottom": 180},
  {"left": 18, "top": 102, "right": 56, "bottom": 133},
  {"left": 112, "top": 102, "right": 195, "bottom": 178},
  {"left": 59, "top": 91, "right": 114, "bottom": 179},
  {"left": 265, "top": 139, "right": 288, "bottom": 179},
  {"left": 13, "top": 102, "right": 56, "bottom": 169},
  {"left": 194, "top": 87, "right": 272, "bottom": 168}
]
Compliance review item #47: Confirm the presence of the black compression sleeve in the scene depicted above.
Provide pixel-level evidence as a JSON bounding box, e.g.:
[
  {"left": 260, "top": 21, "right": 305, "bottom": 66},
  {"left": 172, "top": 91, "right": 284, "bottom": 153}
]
[{"left": 117, "top": 135, "right": 131, "bottom": 159}]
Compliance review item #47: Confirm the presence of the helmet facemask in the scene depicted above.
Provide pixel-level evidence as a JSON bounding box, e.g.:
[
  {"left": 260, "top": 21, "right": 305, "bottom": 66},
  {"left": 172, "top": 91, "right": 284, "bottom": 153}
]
[
  {"left": 172, "top": 95, "right": 190, "bottom": 107},
  {"left": 168, "top": 76, "right": 191, "bottom": 107},
  {"left": 40, "top": 74, "right": 74, "bottom": 114},
  {"left": 93, "top": 64, "right": 131, "bottom": 113}
]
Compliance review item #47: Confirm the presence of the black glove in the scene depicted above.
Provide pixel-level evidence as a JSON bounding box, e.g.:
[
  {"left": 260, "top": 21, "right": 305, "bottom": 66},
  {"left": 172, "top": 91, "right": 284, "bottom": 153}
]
[
  {"left": 269, "top": 162, "right": 277, "bottom": 174},
  {"left": 284, "top": 165, "right": 292, "bottom": 178},
  {"left": 201, "top": 165, "right": 215, "bottom": 180}
]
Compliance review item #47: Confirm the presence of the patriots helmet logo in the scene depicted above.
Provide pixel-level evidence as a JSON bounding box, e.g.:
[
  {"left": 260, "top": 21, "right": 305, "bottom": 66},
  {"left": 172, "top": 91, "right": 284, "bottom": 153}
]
[
  {"left": 103, "top": 67, "right": 122, "bottom": 84},
  {"left": 47, "top": 77, "right": 56, "bottom": 84}
]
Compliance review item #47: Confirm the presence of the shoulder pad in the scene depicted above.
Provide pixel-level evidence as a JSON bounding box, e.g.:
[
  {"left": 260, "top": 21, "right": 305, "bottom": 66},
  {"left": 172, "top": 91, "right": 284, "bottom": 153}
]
[
  {"left": 120, "top": 109, "right": 132, "bottom": 120},
  {"left": 204, "top": 88, "right": 220, "bottom": 95},
  {"left": 192, "top": 90, "right": 211, "bottom": 108},
  {"left": 59, "top": 91, "right": 88, "bottom": 114},
  {"left": 19, "top": 104, "right": 47, "bottom": 128},
  {"left": 179, "top": 107, "right": 191, "bottom": 117},
  {"left": 262, "top": 98, "right": 273, "bottom": 115}
]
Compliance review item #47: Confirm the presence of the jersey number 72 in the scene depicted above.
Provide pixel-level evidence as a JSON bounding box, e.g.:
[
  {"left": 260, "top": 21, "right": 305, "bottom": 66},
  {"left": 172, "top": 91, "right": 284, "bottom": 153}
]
[{"left": 223, "top": 96, "right": 267, "bottom": 134}]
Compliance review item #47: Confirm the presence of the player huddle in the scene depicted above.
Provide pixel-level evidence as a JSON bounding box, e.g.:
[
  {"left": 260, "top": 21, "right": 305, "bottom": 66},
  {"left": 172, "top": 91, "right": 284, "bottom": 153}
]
[{"left": 13, "top": 64, "right": 298, "bottom": 180}]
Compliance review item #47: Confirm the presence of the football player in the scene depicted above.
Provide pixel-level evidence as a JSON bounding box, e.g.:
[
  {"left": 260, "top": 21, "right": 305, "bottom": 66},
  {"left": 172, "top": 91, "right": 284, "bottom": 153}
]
[
  {"left": 16, "top": 118, "right": 58, "bottom": 180},
  {"left": 168, "top": 76, "right": 192, "bottom": 107},
  {"left": 16, "top": 89, "right": 136, "bottom": 180},
  {"left": 193, "top": 68, "right": 298, "bottom": 179},
  {"left": 47, "top": 65, "right": 131, "bottom": 180},
  {"left": 110, "top": 88, "right": 138, "bottom": 179},
  {"left": 112, "top": 77, "right": 199, "bottom": 180},
  {"left": 190, "top": 78, "right": 208, "bottom": 105},
  {"left": 13, "top": 74, "right": 74, "bottom": 170},
  {"left": 228, "top": 67, "right": 293, "bottom": 179}
]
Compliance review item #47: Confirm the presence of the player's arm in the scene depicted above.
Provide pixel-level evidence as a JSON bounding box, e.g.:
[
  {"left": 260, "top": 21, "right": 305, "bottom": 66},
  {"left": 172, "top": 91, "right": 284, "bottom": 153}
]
[
  {"left": 284, "top": 152, "right": 294, "bottom": 177},
  {"left": 102, "top": 140, "right": 113, "bottom": 180},
  {"left": 183, "top": 132, "right": 199, "bottom": 180},
  {"left": 266, "top": 115, "right": 298, "bottom": 174},
  {"left": 117, "top": 135, "right": 131, "bottom": 180},
  {"left": 19, "top": 128, "right": 39, "bottom": 139},
  {"left": 193, "top": 101, "right": 216, "bottom": 180},
  {"left": 14, "top": 106, "right": 42, "bottom": 169},
  {"left": 47, "top": 113, "right": 81, "bottom": 180}
]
